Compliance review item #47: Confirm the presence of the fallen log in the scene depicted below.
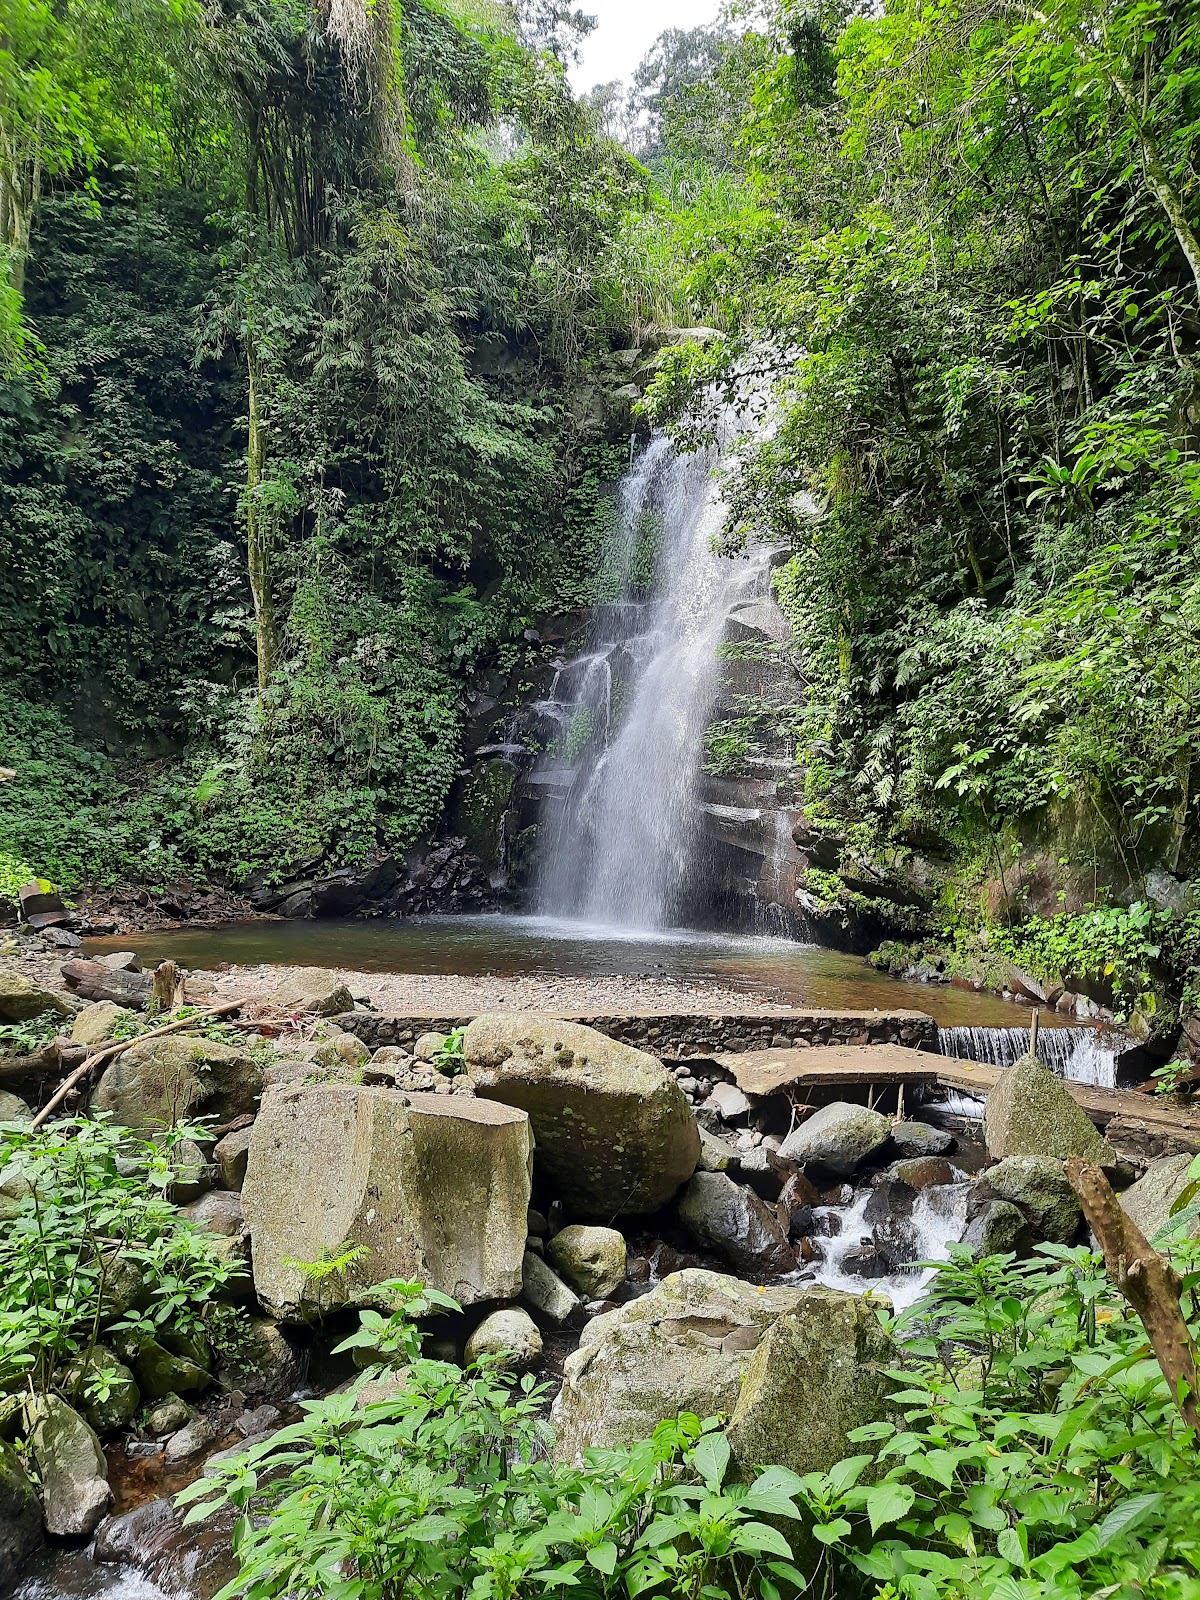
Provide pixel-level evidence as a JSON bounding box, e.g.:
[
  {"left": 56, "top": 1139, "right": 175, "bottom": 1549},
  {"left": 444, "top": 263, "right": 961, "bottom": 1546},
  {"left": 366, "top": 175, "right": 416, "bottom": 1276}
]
[
  {"left": 1066, "top": 1156, "right": 1200, "bottom": 1432},
  {"left": 31, "top": 999, "right": 244, "bottom": 1130}
]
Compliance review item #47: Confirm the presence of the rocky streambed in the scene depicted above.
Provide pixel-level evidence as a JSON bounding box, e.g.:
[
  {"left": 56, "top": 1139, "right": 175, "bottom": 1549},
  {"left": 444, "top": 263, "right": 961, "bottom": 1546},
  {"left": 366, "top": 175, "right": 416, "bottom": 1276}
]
[{"left": 2, "top": 957, "right": 1196, "bottom": 1600}]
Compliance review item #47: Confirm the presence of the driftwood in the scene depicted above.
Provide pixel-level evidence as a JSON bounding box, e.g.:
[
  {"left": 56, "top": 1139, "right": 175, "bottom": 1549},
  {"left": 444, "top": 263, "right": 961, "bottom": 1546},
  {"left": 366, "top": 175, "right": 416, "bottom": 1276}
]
[
  {"left": 150, "top": 960, "right": 186, "bottom": 1012},
  {"left": 0, "top": 1040, "right": 87, "bottom": 1084},
  {"left": 30, "top": 999, "right": 244, "bottom": 1130},
  {"left": 1066, "top": 1156, "right": 1200, "bottom": 1431},
  {"left": 60, "top": 959, "right": 154, "bottom": 1009}
]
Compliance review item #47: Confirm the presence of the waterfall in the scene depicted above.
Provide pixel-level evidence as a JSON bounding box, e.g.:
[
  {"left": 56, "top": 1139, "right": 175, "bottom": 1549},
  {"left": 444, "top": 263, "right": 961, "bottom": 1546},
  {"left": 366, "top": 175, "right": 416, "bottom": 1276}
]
[
  {"left": 535, "top": 418, "right": 776, "bottom": 930},
  {"left": 938, "top": 1024, "right": 1118, "bottom": 1089}
]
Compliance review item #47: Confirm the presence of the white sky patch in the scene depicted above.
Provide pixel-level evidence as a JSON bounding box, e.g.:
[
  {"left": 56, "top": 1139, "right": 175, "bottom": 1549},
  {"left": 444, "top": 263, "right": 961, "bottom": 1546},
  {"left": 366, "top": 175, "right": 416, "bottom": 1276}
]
[{"left": 567, "top": 0, "right": 722, "bottom": 92}]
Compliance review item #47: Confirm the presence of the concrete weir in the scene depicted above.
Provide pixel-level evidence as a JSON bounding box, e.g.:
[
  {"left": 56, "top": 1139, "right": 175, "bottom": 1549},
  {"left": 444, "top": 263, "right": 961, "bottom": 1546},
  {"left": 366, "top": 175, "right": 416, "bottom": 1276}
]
[{"left": 335, "top": 1006, "right": 1200, "bottom": 1164}]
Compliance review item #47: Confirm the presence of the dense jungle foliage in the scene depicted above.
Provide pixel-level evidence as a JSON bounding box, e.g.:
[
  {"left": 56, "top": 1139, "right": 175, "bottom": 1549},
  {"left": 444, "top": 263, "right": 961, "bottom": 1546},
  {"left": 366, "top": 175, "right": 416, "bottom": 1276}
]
[
  {"left": 635, "top": 0, "right": 1200, "bottom": 955},
  {"left": 0, "top": 0, "right": 654, "bottom": 891}
]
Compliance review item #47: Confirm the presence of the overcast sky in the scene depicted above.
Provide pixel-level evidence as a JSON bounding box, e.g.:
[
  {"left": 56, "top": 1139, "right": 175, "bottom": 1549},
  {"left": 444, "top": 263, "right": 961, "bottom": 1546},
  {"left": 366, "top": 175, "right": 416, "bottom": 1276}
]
[{"left": 566, "top": 0, "right": 721, "bottom": 93}]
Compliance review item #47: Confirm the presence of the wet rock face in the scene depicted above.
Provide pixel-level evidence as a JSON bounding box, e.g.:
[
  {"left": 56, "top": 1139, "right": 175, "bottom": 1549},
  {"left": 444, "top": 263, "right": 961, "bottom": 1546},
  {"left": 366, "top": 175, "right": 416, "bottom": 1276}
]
[
  {"left": 95, "top": 1494, "right": 238, "bottom": 1600},
  {"left": 550, "top": 1269, "right": 811, "bottom": 1463},
  {"left": 778, "top": 1101, "right": 892, "bottom": 1177},
  {"left": 0, "top": 1439, "right": 41, "bottom": 1595},
  {"left": 726, "top": 1287, "right": 894, "bottom": 1479},
  {"left": 984, "top": 1052, "right": 1114, "bottom": 1164},
  {"left": 464, "top": 1014, "right": 700, "bottom": 1216},
  {"left": 243, "top": 1083, "right": 533, "bottom": 1319},
  {"left": 676, "top": 1171, "right": 795, "bottom": 1278}
]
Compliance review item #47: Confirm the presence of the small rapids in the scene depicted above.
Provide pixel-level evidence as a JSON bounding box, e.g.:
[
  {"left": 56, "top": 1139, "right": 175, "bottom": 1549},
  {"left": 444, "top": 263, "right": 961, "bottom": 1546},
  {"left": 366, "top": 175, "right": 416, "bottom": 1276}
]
[
  {"left": 938, "top": 1023, "right": 1118, "bottom": 1088},
  {"left": 806, "top": 1181, "right": 974, "bottom": 1312}
]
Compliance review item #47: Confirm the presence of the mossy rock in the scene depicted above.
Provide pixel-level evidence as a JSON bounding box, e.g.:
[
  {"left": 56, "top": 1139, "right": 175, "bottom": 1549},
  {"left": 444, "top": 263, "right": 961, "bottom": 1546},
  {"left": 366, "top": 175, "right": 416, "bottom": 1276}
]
[{"left": 984, "top": 1053, "right": 1114, "bottom": 1164}]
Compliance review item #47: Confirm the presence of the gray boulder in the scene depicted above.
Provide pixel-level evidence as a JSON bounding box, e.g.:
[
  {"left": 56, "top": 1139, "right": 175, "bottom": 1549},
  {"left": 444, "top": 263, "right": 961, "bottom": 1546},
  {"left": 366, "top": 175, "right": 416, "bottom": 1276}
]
[
  {"left": 92, "top": 1034, "right": 263, "bottom": 1135},
  {"left": 726, "top": 1288, "right": 893, "bottom": 1477},
  {"left": 779, "top": 1101, "right": 892, "bottom": 1176},
  {"left": 676, "top": 1172, "right": 794, "bottom": 1277},
  {"left": 983, "top": 1053, "right": 1114, "bottom": 1164},
  {"left": 465, "top": 1309, "right": 543, "bottom": 1372},
  {"left": 546, "top": 1225, "right": 627, "bottom": 1299},
  {"left": 164, "top": 1416, "right": 216, "bottom": 1464},
  {"left": 0, "top": 1440, "right": 41, "bottom": 1594},
  {"left": 128, "top": 1338, "right": 210, "bottom": 1402},
  {"left": 890, "top": 1120, "right": 954, "bottom": 1157},
  {"left": 213, "top": 1125, "right": 253, "bottom": 1190},
  {"left": 521, "top": 1251, "right": 581, "bottom": 1325},
  {"left": 0, "top": 968, "right": 72, "bottom": 1023},
  {"left": 0, "top": 1093, "right": 30, "bottom": 1123},
  {"left": 550, "top": 1269, "right": 810, "bottom": 1462},
  {"left": 242, "top": 1083, "right": 532, "bottom": 1319},
  {"left": 71, "top": 1001, "right": 131, "bottom": 1049},
  {"left": 977, "top": 1156, "right": 1081, "bottom": 1244},
  {"left": 25, "top": 1395, "right": 111, "bottom": 1537},
  {"left": 464, "top": 1014, "right": 699, "bottom": 1216},
  {"left": 1119, "top": 1153, "right": 1197, "bottom": 1242},
  {"left": 145, "top": 1396, "right": 192, "bottom": 1436},
  {"left": 269, "top": 968, "right": 354, "bottom": 1017}
]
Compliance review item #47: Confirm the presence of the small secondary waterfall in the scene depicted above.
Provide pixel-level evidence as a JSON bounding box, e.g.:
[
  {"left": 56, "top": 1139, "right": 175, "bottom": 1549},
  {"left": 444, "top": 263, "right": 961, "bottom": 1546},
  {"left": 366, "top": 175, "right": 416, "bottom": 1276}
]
[
  {"left": 938, "top": 1024, "right": 1119, "bottom": 1089},
  {"left": 536, "top": 417, "right": 776, "bottom": 930}
]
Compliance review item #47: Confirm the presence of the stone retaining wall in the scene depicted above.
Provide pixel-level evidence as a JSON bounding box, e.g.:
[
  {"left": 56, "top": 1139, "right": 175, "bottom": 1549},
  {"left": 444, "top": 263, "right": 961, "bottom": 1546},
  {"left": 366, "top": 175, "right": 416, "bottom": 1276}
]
[{"left": 335, "top": 1008, "right": 939, "bottom": 1057}]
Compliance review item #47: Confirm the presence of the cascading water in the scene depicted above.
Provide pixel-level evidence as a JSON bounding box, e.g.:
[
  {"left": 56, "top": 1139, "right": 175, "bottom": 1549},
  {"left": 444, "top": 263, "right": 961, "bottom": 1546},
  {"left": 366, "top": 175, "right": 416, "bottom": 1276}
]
[
  {"left": 535, "top": 414, "right": 779, "bottom": 930},
  {"left": 938, "top": 1024, "right": 1119, "bottom": 1089}
]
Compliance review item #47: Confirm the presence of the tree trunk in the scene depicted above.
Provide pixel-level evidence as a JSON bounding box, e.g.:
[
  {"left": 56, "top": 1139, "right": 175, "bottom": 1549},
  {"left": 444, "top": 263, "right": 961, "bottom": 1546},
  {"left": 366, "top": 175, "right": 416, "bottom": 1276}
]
[
  {"left": 1109, "top": 73, "right": 1200, "bottom": 306},
  {"left": 1066, "top": 1157, "right": 1200, "bottom": 1432},
  {"left": 245, "top": 332, "right": 277, "bottom": 692}
]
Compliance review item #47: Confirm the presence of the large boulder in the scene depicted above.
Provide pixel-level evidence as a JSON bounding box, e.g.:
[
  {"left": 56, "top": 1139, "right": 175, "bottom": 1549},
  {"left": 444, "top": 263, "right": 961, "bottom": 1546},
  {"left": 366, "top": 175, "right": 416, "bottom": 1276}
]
[
  {"left": 1119, "top": 1153, "right": 1197, "bottom": 1242},
  {"left": 676, "top": 1172, "right": 794, "bottom": 1277},
  {"left": 726, "top": 1288, "right": 893, "bottom": 1477},
  {"left": 25, "top": 1395, "right": 111, "bottom": 1537},
  {"left": 463, "top": 1015, "right": 699, "bottom": 1216},
  {"left": 0, "top": 967, "right": 72, "bottom": 1023},
  {"left": 243, "top": 1083, "right": 532, "bottom": 1319},
  {"left": 975, "top": 1156, "right": 1081, "bottom": 1244},
  {"left": 550, "top": 1268, "right": 809, "bottom": 1462},
  {"left": 984, "top": 1053, "right": 1114, "bottom": 1164},
  {"left": 269, "top": 968, "right": 354, "bottom": 1017},
  {"left": 778, "top": 1101, "right": 892, "bottom": 1176},
  {"left": 127, "top": 1337, "right": 210, "bottom": 1402},
  {"left": 0, "top": 1439, "right": 41, "bottom": 1594},
  {"left": 92, "top": 1035, "right": 263, "bottom": 1135},
  {"left": 546, "top": 1225, "right": 627, "bottom": 1299}
]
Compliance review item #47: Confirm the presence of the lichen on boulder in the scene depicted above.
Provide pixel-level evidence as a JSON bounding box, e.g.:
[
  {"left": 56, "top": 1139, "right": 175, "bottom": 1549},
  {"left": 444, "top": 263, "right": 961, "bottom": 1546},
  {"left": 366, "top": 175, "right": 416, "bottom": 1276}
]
[
  {"left": 983, "top": 1052, "right": 1114, "bottom": 1164},
  {"left": 463, "top": 1014, "right": 699, "bottom": 1216}
]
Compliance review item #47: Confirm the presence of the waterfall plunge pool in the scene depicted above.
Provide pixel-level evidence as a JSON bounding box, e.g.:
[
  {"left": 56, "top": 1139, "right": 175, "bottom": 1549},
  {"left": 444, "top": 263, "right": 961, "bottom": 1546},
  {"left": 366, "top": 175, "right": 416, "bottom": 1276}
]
[{"left": 89, "top": 910, "right": 1075, "bottom": 1031}]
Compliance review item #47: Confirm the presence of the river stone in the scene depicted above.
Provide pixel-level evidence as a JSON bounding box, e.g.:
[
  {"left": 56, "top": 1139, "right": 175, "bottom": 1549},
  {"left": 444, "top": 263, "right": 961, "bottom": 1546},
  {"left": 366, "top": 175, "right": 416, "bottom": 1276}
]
[
  {"left": 1119, "top": 1152, "right": 1197, "bottom": 1241},
  {"left": 778, "top": 1101, "right": 892, "bottom": 1176},
  {"left": 92, "top": 1034, "right": 263, "bottom": 1135},
  {"left": 546, "top": 1225, "right": 627, "bottom": 1299},
  {"left": 961, "top": 1198, "right": 1027, "bottom": 1257},
  {"left": 25, "top": 1395, "right": 111, "bottom": 1537},
  {"left": 415, "top": 1031, "right": 449, "bottom": 1063},
  {"left": 0, "top": 968, "right": 72, "bottom": 1023},
  {"left": 550, "top": 1268, "right": 809, "bottom": 1462},
  {"left": 128, "top": 1338, "right": 210, "bottom": 1401},
  {"left": 977, "top": 1156, "right": 1081, "bottom": 1244},
  {"left": 213, "top": 1125, "right": 253, "bottom": 1190},
  {"left": 145, "top": 1395, "right": 192, "bottom": 1436},
  {"left": 269, "top": 968, "right": 354, "bottom": 1017},
  {"left": 56, "top": 1346, "right": 141, "bottom": 1434},
  {"left": 0, "top": 1439, "right": 41, "bottom": 1592},
  {"left": 164, "top": 1416, "right": 216, "bottom": 1464},
  {"left": 890, "top": 1120, "right": 954, "bottom": 1157},
  {"left": 465, "top": 1309, "right": 543, "bottom": 1372},
  {"left": 984, "top": 1052, "right": 1114, "bottom": 1164},
  {"left": 0, "top": 1092, "right": 30, "bottom": 1123},
  {"left": 243, "top": 1083, "right": 532, "bottom": 1319},
  {"left": 676, "top": 1171, "right": 794, "bottom": 1277},
  {"left": 892, "top": 1156, "right": 955, "bottom": 1190},
  {"left": 71, "top": 1000, "right": 131, "bottom": 1049},
  {"left": 698, "top": 1127, "right": 737, "bottom": 1172},
  {"left": 464, "top": 1014, "right": 699, "bottom": 1215},
  {"left": 727, "top": 1288, "right": 894, "bottom": 1477},
  {"left": 521, "top": 1250, "right": 581, "bottom": 1325}
]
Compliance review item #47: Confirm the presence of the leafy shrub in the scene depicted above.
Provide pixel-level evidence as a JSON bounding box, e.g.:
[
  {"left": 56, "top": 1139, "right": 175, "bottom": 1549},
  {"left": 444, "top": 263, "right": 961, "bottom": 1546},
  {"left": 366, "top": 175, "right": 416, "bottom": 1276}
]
[
  {"left": 989, "top": 900, "right": 1170, "bottom": 1014},
  {"left": 0, "top": 1115, "right": 239, "bottom": 1395}
]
